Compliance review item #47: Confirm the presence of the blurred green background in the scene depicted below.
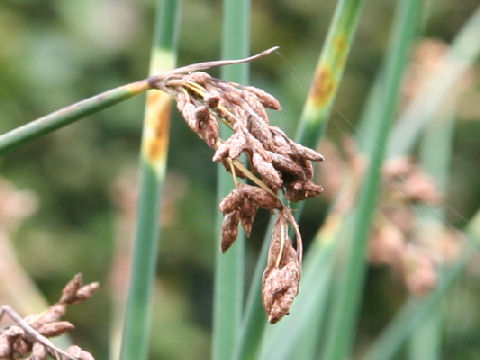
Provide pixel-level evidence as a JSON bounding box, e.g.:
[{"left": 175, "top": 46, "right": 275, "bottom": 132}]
[{"left": 0, "top": 0, "right": 479, "bottom": 359}]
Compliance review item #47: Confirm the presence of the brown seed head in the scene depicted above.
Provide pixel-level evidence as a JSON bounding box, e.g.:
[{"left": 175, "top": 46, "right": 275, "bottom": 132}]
[
  {"left": 262, "top": 215, "right": 301, "bottom": 323},
  {"left": 31, "top": 342, "right": 47, "bottom": 360},
  {"left": 13, "top": 338, "right": 29, "bottom": 356},
  {"left": 244, "top": 86, "right": 282, "bottom": 110},
  {"left": 284, "top": 180, "right": 324, "bottom": 202},
  {"left": 204, "top": 92, "right": 220, "bottom": 108},
  {"left": 221, "top": 211, "right": 240, "bottom": 253},
  {"left": 0, "top": 335, "right": 11, "bottom": 358},
  {"left": 59, "top": 273, "right": 83, "bottom": 305},
  {"left": 67, "top": 345, "right": 95, "bottom": 360},
  {"left": 37, "top": 322, "right": 75, "bottom": 337}
]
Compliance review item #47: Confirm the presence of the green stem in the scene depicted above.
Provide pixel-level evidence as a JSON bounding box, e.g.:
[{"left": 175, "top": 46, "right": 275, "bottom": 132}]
[
  {"left": 119, "top": 165, "right": 164, "bottom": 360},
  {"left": 0, "top": 47, "right": 277, "bottom": 157},
  {"left": 212, "top": 1, "right": 250, "bottom": 359},
  {"left": 119, "top": 1, "right": 181, "bottom": 359},
  {"left": 321, "top": 1, "right": 423, "bottom": 359},
  {"left": 0, "top": 81, "right": 150, "bottom": 155},
  {"left": 407, "top": 98, "right": 456, "bottom": 360},
  {"left": 295, "top": 0, "right": 365, "bottom": 147},
  {"left": 407, "top": 313, "right": 441, "bottom": 360}
]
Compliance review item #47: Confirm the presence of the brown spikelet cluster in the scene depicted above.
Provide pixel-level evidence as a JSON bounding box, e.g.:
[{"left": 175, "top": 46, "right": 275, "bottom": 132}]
[
  {"left": 0, "top": 274, "right": 98, "bottom": 360},
  {"left": 321, "top": 139, "right": 461, "bottom": 296},
  {"left": 152, "top": 69, "right": 324, "bottom": 200},
  {"left": 381, "top": 157, "right": 442, "bottom": 206},
  {"left": 262, "top": 213, "right": 302, "bottom": 323},
  {"left": 370, "top": 157, "right": 461, "bottom": 296},
  {"left": 149, "top": 49, "right": 325, "bottom": 322},
  {"left": 219, "top": 184, "right": 282, "bottom": 252}
]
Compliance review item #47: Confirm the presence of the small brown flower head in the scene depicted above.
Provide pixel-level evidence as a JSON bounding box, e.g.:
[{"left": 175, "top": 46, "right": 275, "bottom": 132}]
[
  {"left": 68, "top": 345, "right": 95, "bottom": 360},
  {"left": 219, "top": 184, "right": 282, "bottom": 252},
  {"left": 13, "top": 338, "right": 29, "bottom": 356},
  {"left": 401, "top": 244, "right": 437, "bottom": 296},
  {"left": 368, "top": 225, "right": 405, "bottom": 267},
  {"left": 59, "top": 273, "right": 100, "bottom": 305},
  {"left": 283, "top": 179, "right": 324, "bottom": 203},
  {"left": 37, "top": 321, "right": 75, "bottom": 338},
  {"left": 31, "top": 342, "right": 47, "bottom": 360},
  {"left": 221, "top": 211, "right": 240, "bottom": 253},
  {"left": 0, "top": 334, "right": 10, "bottom": 358},
  {"left": 0, "top": 273, "right": 98, "bottom": 359},
  {"left": 382, "top": 157, "right": 441, "bottom": 205},
  {"left": 262, "top": 215, "right": 301, "bottom": 323}
]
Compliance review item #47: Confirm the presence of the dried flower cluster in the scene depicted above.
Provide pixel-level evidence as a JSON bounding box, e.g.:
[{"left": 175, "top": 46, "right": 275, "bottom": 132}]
[
  {"left": 0, "top": 274, "right": 98, "bottom": 360},
  {"left": 321, "top": 139, "right": 461, "bottom": 296},
  {"left": 381, "top": 158, "right": 441, "bottom": 206},
  {"left": 149, "top": 48, "right": 325, "bottom": 322},
  {"left": 262, "top": 214, "right": 302, "bottom": 323},
  {"left": 370, "top": 157, "right": 462, "bottom": 295}
]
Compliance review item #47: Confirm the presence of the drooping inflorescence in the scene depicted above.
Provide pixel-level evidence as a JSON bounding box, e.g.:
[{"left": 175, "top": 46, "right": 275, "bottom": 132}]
[{"left": 149, "top": 49, "right": 325, "bottom": 323}]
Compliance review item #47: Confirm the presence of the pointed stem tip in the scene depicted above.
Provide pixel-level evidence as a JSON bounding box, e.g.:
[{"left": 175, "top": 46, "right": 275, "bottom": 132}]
[{"left": 171, "top": 46, "right": 281, "bottom": 74}]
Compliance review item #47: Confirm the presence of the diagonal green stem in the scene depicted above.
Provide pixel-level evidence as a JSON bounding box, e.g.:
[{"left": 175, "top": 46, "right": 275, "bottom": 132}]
[
  {"left": 321, "top": 1, "right": 424, "bottom": 359},
  {"left": 119, "top": 1, "right": 181, "bottom": 359},
  {"left": 234, "top": 2, "right": 365, "bottom": 359},
  {"left": 387, "top": 6, "right": 480, "bottom": 158},
  {"left": 0, "top": 46, "right": 278, "bottom": 157},
  {"left": 212, "top": 1, "right": 250, "bottom": 360},
  {"left": 0, "top": 81, "right": 150, "bottom": 155}
]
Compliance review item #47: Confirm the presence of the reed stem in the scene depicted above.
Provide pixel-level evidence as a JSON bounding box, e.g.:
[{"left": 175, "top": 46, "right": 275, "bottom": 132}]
[
  {"left": 212, "top": 1, "right": 250, "bottom": 359},
  {"left": 119, "top": 1, "right": 181, "bottom": 359}
]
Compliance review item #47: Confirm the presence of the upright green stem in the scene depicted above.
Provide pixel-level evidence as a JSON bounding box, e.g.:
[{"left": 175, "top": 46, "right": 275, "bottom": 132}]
[
  {"left": 212, "top": 1, "right": 250, "bottom": 359},
  {"left": 295, "top": 0, "right": 364, "bottom": 146},
  {"left": 407, "top": 104, "right": 456, "bottom": 360},
  {"left": 321, "top": 1, "right": 423, "bottom": 359},
  {"left": 407, "top": 314, "right": 441, "bottom": 360},
  {"left": 234, "top": 220, "right": 271, "bottom": 360},
  {"left": 120, "top": 1, "right": 181, "bottom": 359}
]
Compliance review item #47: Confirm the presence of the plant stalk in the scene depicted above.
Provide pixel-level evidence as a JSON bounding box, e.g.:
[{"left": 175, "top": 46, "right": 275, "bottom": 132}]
[
  {"left": 119, "top": 1, "right": 181, "bottom": 359},
  {"left": 212, "top": 0, "right": 250, "bottom": 360},
  {"left": 321, "top": 1, "right": 423, "bottom": 359}
]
